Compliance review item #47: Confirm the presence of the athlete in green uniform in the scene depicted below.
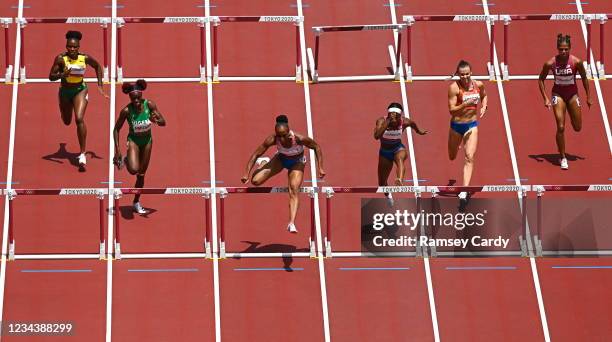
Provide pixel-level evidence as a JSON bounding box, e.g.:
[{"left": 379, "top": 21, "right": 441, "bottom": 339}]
[{"left": 113, "top": 79, "right": 166, "bottom": 214}]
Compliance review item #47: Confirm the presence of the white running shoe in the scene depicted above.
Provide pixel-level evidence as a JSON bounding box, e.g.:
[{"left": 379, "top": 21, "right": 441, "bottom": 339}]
[
  {"left": 560, "top": 158, "right": 569, "bottom": 170},
  {"left": 133, "top": 202, "right": 147, "bottom": 214},
  {"left": 458, "top": 191, "right": 468, "bottom": 200},
  {"left": 385, "top": 192, "right": 394, "bottom": 207},
  {"left": 287, "top": 222, "right": 298, "bottom": 233},
  {"left": 78, "top": 153, "right": 86, "bottom": 165},
  {"left": 256, "top": 157, "right": 270, "bottom": 168}
]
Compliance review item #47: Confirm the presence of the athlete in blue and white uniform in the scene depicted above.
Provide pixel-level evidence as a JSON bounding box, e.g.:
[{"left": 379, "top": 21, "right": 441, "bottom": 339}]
[
  {"left": 242, "top": 115, "right": 325, "bottom": 233},
  {"left": 374, "top": 103, "right": 427, "bottom": 205}
]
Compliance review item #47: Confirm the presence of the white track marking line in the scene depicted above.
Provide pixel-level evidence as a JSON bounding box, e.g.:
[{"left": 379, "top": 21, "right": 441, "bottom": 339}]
[
  {"left": 575, "top": 2, "right": 612, "bottom": 155},
  {"left": 296, "top": 1, "right": 331, "bottom": 341},
  {"left": 105, "top": 1, "right": 118, "bottom": 342},
  {"left": 481, "top": 1, "right": 550, "bottom": 341},
  {"left": 0, "top": 2, "right": 23, "bottom": 341},
  {"left": 205, "top": 1, "right": 222, "bottom": 341},
  {"left": 389, "top": 1, "right": 440, "bottom": 341}
]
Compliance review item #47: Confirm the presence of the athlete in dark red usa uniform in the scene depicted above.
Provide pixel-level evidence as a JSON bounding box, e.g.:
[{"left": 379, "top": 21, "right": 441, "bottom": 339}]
[{"left": 538, "top": 34, "right": 592, "bottom": 170}]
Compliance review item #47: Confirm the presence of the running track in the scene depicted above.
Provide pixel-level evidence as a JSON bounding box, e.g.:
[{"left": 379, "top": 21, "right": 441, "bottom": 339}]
[{"left": 0, "top": 0, "right": 611, "bottom": 341}]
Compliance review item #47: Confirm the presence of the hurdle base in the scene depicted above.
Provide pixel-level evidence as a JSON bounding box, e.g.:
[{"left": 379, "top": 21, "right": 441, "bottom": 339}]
[
  {"left": 199, "top": 65, "right": 206, "bottom": 83},
  {"left": 19, "top": 67, "right": 26, "bottom": 84},
  {"left": 533, "top": 235, "right": 543, "bottom": 257},
  {"left": 213, "top": 65, "right": 219, "bottom": 83},
  {"left": 583, "top": 61, "right": 594, "bottom": 80},
  {"left": 296, "top": 65, "right": 302, "bottom": 82},
  {"left": 116, "top": 67, "right": 123, "bottom": 84},
  {"left": 404, "top": 64, "right": 413, "bottom": 82},
  {"left": 519, "top": 236, "right": 528, "bottom": 257},
  {"left": 306, "top": 48, "right": 318, "bottom": 83},
  {"left": 4, "top": 65, "right": 13, "bottom": 84},
  {"left": 99, "top": 241, "right": 106, "bottom": 260},
  {"left": 103, "top": 66, "right": 109, "bottom": 84},
  {"left": 596, "top": 62, "right": 606, "bottom": 80},
  {"left": 487, "top": 62, "right": 495, "bottom": 81},
  {"left": 324, "top": 238, "right": 332, "bottom": 258},
  {"left": 205, "top": 241, "right": 212, "bottom": 259},
  {"left": 415, "top": 244, "right": 423, "bottom": 257},
  {"left": 220, "top": 241, "right": 226, "bottom": 259},
  {"left": 8, "top": 242, "right": 15, "bottom": 261},
  {"left": 309, "top": 239, "right": 316, "bottom": 258},
  {"left": 114, "top": 241, "right": 121, "bottom": 260},
  {"left": 429, "top": 245, "right": 437, "bottom": 258},
  {"left": 500, "top": 63, "right": 509, "bottom": 81}
]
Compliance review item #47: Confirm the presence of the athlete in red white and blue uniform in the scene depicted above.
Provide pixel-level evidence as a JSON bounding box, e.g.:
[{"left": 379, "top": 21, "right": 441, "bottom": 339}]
[
  {"left": 242, "top": 115, "right": 325, "bottom": 233},
  {"left": 538, "top": 34, "right": 592, "bottom": 170},
  {"left": 374, "top": 103, "right": 427, "bottom": 204}
]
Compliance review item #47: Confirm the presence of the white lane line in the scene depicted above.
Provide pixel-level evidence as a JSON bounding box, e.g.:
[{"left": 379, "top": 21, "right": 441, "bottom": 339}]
[
  {"left": 0, "top": 2, "right": 23, "bottom": 341},
  {"left": 389, "top": 1, "right": 440, "bottom": 341},
  {"left": 575, "top": 2, "right": 612, "bottom": 155},
  {"left": 205, "top": 1, "right": 222, "bottom": 341},
  {"left": 481, "top": 1, "right": 550, "bottom": 341},
  {"left": 297, "top": 1, "right": 331, "bottom": 341},
  {"left": 105, "top": 1, "right": 118, "bottom": 341}
]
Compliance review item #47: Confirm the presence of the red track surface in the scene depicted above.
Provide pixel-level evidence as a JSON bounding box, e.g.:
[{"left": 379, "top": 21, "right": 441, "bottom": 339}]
[
  {"left": 431, "top": 258, "right": 544, "bottom": 341},
  {"left": 118, "top": 2, "right": 201, "bottom": 78},
  {"left": 212, "top": 1, "right": 298, "bottom": 76},
  {"left": 0, "top": 0, "right": 611, "bottom": 341},
  {"left": 112, "top": 259, "right": 215, "bottom": 341},
  {"left": 401, "top": 1, "right": 489, "bottom": 76},
  {"left": 2, "top": 260, "right": 106, "bottom": 342},
  {"left": 325, "top": 258, "right": 434, "bottom": 341},
  {"left": 219, "top": 258, "right": 324, "bottom": 341}
]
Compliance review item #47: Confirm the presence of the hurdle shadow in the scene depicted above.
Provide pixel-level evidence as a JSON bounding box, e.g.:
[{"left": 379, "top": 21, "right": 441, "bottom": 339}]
[
  {"left": 528, "top": 153, "right": 584, "bottom": 166},
  {"left": 237, "top": 241, "right": 309, "bottom": 272},
  {"left": 42, "top": 143, "right": 103, "bottom": 172}
]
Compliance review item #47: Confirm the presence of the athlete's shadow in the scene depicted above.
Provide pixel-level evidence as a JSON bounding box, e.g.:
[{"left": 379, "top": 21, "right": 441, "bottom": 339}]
[
  {"left": 42, "top": 143, "right": 102, "bottom": 171},
  {"left": 118, "top": 205, "right": 158, "bottom": 220},
  {"left": 237, "top": 241, "right": 309, "bottom": 272},
  {"left": 529, "top": 153, "right": 584, "bottom": 166}
]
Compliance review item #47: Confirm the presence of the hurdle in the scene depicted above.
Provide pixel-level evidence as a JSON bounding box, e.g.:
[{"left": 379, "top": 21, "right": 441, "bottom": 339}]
[
  {"left": 497, "top": 13, "right": 608, "bottom": 80},
  {"left": 308, "top": 23, "right": 406, "bottom": 83},
  {"left": 321, "top": 186, "right": 424, "bottom": 258},
  {"left": 532, "top": 185, "right": 612, "bottom": 257},
  {"left": 216, "top": 186, "right": 317, "bottom": 259},
  {"left": 112, "top": 187, "right": 212, "bottom": 260},
  {"left": 116, "top": 17, "right": 209, "bottom": 83},
  {"left": 402, "top": 15, "right": 497, "bottom": 82},
  {"left": 209, "top": 16, "right": 303, "bottom": 83},
  {"left": 2, "top": 18, "right": 12, "bottom": 83},
  {"left": 426, "top": 185, "right": 530, "bottom": 257},
  {"left": 17, "top": 17, "right": 110, "bottom": 83},
  {"left": 5, "top": 188, "right": 108, "bottom": 260}
]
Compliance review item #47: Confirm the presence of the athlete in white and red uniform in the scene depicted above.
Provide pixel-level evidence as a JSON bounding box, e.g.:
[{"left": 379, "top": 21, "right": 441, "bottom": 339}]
[
  {"left": 539, "top": 34, "right": 592, "bottom": 170},
  {"left": 374, "top": 102, "right": 427, "bottom": 205},
  {"left": 242, "top": 115, "right": 325, "bottom": 233}
]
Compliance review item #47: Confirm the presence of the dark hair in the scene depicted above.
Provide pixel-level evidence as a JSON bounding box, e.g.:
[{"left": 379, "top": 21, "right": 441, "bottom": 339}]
[
  {"left": 275, "top": 114, "right": 289, "bottom": 125},
  {"left": 65, "top": 30, "right": 83, "bottom": 41},
  {"left": 451, "top": 60, "right": 471, "bottom": 78},
  {"left": 122, "top": 79, "right": 147, "bottom": 94},
  {"left": 557, "top": 33, "right": 571, "bottom": 48},
  {"left": 387, "top": 102, "right": 403, "bottom": 112}
]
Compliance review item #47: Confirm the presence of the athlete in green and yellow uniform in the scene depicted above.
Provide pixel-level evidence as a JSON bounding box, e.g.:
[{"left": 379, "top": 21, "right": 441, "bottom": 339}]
[
  {"left": 113, "top": 79, "right": 166, "bottom": 214},
  {"left": 49, "top": 30, "right": 107, "bottom": 171}
]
